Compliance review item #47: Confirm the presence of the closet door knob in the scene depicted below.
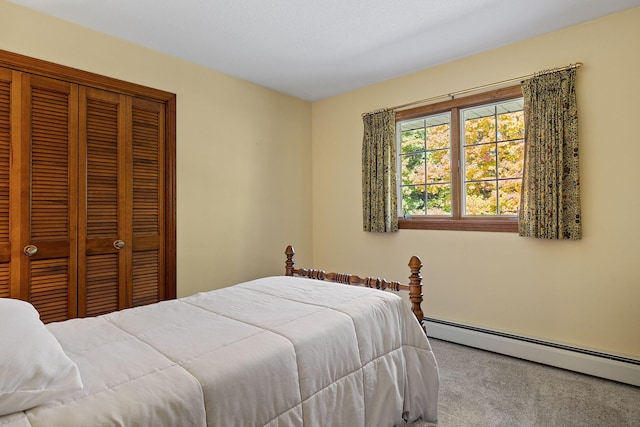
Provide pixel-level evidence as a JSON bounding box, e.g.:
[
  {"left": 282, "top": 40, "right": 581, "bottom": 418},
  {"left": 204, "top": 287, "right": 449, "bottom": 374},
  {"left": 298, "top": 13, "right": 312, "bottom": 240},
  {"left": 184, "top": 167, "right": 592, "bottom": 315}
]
[
  {"left": 113, "top": 240, "right": 125, "bottom": 250},
  {"left": 24, "top": 245, "right": 38, "bottom": 256}
]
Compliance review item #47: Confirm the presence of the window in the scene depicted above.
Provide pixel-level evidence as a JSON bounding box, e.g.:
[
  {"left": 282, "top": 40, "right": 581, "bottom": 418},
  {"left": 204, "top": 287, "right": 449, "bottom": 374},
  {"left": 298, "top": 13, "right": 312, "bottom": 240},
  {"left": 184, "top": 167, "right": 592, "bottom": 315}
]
[{"left": 396, "top": 86, "right": 524, "bottom": 232}]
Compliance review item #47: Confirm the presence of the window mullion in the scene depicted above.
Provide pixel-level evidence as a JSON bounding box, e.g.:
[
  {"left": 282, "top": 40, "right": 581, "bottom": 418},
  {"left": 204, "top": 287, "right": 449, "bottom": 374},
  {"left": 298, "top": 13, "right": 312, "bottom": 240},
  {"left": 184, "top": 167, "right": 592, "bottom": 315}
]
[
  {"left": 494, "top": 106, "right": 500, "bottom": 215},
  {"left": 451, "top": 107, "right": 461, "bottom": 220},
  {"left": 423, "top": 120, "right": 428, "bottom": 215}
]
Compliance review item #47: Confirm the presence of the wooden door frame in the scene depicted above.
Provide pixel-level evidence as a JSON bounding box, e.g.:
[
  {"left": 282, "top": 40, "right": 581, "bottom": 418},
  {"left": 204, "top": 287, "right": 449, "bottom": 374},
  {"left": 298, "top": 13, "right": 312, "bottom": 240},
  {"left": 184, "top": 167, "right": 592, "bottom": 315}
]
[{"left": 0, "top": 49, "right": 177, "bottom": 301}]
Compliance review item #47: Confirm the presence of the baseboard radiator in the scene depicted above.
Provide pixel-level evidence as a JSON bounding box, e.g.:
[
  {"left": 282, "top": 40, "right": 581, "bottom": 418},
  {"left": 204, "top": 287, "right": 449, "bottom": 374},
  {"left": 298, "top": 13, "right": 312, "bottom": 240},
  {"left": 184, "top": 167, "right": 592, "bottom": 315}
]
[{"left": 424, "top": 317, "right": 640, "bottom": 387}]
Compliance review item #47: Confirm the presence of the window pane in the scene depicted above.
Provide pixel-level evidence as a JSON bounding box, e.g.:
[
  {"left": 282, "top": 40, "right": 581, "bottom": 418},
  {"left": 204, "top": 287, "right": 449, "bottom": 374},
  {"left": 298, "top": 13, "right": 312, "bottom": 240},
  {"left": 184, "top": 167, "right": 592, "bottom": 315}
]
[
  {"left": 464, "top": 113, "right": 496, "bottom": 144},
  {"left": 465, "top": 181, "right": 497, "bottom": 215},
  {"left": 465, "top": 144, "right": 496, "bottom": 181},
  {"left": 426, "top": 184, "right": 451, "bottom": 215},
  {"left": 402, "top": 185, "right": 425, "bottom": 216},
  {"left": 498, "top": 179, "right": 521, "bottom": 215},
  {"left": 497, "top": 110, "right": 524, "bottom": 141},
  {"left": 426, "top": 149, "right": 450, "bottom": 183},
  {"left": 399, "top": 113, "right": 451, "bottom": 217},
  {"left": 401, "top": 127, "right": 425, "bottom": 154},
  {"left": 498, "top": 140, "right": 524, "bottom": 179},
  {"left": 426, "top": 120, "right": 450, "bottom": 150},
  {"left": 401, "top": 153, "right": 425, "bottom": 185},
  {"left": 401, "top": 113, "right": 450, "bottom": 151}
]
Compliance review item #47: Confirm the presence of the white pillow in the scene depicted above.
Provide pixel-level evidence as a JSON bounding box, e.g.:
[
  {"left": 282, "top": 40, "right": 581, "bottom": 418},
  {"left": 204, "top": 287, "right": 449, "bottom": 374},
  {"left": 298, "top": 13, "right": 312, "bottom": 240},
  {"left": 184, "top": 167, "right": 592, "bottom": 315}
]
[{"left": 0, "top": 298, "right": 83, "bottom": 416}]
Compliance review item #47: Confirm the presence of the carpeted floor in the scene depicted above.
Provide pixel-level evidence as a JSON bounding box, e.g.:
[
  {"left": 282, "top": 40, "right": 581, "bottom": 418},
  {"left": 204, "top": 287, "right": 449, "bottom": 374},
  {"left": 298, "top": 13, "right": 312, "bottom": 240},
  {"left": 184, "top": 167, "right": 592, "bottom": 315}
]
[{"left": 403, "top": 338, "right": 640, "bottom": 427}]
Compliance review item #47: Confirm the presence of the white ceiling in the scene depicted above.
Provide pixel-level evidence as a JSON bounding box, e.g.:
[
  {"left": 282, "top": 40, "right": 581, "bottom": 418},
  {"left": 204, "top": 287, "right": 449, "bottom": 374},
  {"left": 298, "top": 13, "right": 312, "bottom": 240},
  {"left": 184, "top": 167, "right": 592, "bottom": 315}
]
[{"left": 8, "top": 0, "right": 640, "bottom": 101}]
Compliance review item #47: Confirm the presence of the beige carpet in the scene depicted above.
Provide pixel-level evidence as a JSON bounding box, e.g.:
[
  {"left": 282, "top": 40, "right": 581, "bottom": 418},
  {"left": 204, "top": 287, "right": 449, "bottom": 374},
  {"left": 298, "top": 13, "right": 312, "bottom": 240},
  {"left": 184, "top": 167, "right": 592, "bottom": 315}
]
[{"left": 402, "top": 338, "right": 640, "bottom": 426}]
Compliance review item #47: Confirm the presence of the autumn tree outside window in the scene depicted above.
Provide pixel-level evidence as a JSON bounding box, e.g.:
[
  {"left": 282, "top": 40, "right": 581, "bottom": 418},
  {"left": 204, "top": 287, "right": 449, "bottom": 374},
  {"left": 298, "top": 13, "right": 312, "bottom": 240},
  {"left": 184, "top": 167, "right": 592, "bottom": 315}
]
[{"left": 396, "top": 85, "right": 524, "bottom": 232}]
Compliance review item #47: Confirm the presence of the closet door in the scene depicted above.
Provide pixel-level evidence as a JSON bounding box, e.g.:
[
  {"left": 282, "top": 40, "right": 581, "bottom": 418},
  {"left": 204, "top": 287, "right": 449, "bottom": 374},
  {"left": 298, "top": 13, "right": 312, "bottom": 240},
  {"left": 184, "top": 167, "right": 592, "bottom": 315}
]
[
  {"left": 78, "top": 87, "right": 130, "bottom": 317},
  {"left": 0, "top": 68, "right": 11, "bottom": 299},
  {"left": 77, "top": 90, "right": 166, "bottom": 316},
  {"left": 15, "top": 74, "right": 79, "bottom": 322},
  {"left": 131, "top": 98, "right": 165, "bottom": 307},
  {"left": 0, "top": 50, "right": 176, "bottom": 320}
]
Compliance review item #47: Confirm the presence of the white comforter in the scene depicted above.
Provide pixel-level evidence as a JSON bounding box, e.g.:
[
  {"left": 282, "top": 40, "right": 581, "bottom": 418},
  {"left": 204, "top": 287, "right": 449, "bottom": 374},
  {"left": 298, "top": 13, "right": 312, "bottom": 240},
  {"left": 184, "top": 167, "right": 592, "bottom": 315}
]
[{"left": 1, "top": 276, "right": 439, "bottom": 427}]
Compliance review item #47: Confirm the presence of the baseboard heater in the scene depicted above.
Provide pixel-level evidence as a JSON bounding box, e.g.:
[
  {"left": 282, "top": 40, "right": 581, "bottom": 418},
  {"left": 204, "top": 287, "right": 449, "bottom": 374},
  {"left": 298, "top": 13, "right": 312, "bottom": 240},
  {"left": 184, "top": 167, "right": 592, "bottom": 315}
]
[{"left": 424, "top": 317, "right": 640, "bottom": 387}]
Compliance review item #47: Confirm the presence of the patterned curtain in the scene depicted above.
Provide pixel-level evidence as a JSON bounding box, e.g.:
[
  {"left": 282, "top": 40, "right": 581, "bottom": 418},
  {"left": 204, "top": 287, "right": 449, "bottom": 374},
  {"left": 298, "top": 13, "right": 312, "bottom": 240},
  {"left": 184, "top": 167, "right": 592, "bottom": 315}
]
[
  {"left": 519, "top": 68, "right": 581, "bottom": 239},
  {"left": 362, "top": 109, "right": 398, "bottom": 232}
]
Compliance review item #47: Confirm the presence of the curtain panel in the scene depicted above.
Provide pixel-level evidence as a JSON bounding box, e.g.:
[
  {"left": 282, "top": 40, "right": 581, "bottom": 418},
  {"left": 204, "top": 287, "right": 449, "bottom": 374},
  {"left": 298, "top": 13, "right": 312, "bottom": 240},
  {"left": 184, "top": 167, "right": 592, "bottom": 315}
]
[
  {"left": 362, "top": 109, "right": 398, "bottom": 232},
  {"left": 519, "top": 68, "right": 582, "bottom": 239}
]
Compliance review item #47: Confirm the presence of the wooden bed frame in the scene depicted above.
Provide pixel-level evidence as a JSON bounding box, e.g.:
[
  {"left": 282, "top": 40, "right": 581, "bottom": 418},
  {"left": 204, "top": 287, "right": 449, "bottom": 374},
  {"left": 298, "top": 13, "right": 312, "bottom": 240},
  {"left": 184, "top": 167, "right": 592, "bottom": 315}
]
[{"left": 284, "top": 245, "right": 425, "bottom": 329}]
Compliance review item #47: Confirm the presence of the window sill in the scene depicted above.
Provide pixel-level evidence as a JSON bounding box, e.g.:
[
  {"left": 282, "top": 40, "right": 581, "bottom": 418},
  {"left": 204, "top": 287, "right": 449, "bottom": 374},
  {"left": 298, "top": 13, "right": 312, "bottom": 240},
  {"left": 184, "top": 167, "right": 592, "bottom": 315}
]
[{"left": 398, "top": 217, "right": 518, "bottom": 232}]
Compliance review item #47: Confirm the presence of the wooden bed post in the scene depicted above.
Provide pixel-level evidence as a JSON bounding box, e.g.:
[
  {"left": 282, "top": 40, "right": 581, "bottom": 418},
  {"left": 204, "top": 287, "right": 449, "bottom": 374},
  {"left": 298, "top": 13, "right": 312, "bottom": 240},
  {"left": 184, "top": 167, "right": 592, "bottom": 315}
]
[
  {"left": 285, "top": 245, "right": 295, "bottom": 276},
  {"left": 408, "top": 256, "right": 425, "bottom": 331}
]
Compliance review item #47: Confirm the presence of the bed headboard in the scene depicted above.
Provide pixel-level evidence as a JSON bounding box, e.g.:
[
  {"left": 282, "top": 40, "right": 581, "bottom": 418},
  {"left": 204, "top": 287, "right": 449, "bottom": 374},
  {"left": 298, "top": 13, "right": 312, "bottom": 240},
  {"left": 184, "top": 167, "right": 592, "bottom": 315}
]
[{"left": 284, "top": 245, "right": 425, "bottom": 330}]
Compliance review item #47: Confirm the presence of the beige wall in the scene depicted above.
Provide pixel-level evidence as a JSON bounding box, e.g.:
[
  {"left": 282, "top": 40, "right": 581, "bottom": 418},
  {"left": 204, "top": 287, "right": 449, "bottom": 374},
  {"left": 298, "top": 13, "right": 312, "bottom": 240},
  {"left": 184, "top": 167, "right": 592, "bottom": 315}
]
[
  {"left": 0, "top": 0, "right": 314, "bottom": 297},
  {"left": 312, "top": 7, "right": 640, "bottom": 358}
]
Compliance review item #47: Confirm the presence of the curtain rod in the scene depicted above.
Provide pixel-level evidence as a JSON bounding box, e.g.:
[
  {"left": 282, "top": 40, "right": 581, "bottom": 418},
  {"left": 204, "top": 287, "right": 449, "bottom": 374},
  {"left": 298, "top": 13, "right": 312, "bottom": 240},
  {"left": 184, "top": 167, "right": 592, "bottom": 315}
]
[{"left": 391, "top": 62, "right": 582, "bottom": 111}]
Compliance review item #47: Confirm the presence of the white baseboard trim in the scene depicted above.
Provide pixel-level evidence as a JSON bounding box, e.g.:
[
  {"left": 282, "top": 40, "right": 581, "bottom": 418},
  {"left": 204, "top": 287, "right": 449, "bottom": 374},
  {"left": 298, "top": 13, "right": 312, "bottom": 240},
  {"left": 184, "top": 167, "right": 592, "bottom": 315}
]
[{"left": 424, "top": 318, "right": 640, "bottom": 387}]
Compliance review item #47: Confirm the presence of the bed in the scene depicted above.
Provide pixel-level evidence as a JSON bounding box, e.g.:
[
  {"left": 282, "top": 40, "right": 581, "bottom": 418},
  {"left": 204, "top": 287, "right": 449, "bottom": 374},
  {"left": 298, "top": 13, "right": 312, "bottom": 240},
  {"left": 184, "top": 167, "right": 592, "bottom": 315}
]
[{"left": 0, "top": 246, "right": 439, "bottom": 426}]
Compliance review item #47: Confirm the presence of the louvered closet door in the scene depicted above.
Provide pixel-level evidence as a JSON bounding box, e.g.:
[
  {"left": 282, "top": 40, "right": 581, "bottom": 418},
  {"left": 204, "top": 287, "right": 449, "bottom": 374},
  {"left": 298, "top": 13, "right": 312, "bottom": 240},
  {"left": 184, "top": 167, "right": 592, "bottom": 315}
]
[
  {"left": 17, "top": 74, "right": 79, "bottom": 322},
  {"left": 131, "top": 98, "right": 165, "bottom": 307},
  {"left": 78, "top": 90, "right": 165, "bottom": 316},
  {"left": 0, "top": 68, "right": 11, "bottom": 299},
  {"left": 78, "top": 87, "right": 130, "bottom": 317}
]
